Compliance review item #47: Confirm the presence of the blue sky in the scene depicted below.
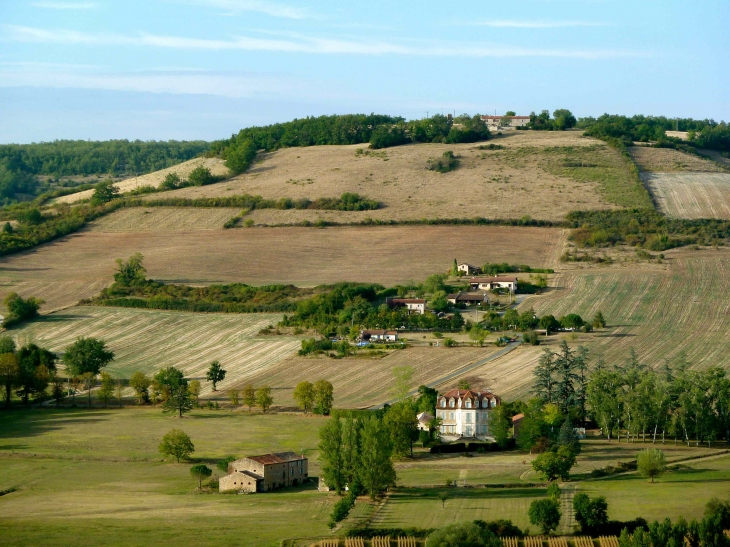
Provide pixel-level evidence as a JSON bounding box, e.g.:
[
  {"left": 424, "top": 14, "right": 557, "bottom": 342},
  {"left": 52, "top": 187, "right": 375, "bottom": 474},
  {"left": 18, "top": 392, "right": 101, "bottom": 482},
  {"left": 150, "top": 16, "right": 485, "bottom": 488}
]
[{"left": 0, "top": 0, "right": 728, "bottom": 143}]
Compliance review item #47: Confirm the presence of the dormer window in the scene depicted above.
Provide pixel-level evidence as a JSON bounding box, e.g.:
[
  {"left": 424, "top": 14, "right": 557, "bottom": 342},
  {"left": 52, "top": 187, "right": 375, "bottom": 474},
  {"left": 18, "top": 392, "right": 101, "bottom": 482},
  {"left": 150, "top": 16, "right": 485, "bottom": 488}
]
[
  {"left": 440, "top": 398, "right": 446, "bottom": 407},
  {"left": 491, "top": 398, "right": 497, "bottom": 407},
  {"left": 465, "top": 399, "right": 472, "bottom": 409},
  {"left": 449, "top": 398, "right": 455, "bottom": 408}
]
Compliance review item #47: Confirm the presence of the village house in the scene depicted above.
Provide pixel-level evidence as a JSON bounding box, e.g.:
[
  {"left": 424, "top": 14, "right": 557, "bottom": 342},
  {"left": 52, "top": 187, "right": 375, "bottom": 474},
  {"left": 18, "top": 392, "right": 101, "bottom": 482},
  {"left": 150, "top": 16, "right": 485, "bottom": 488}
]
[
  {"left": 457, "top": 263, "right": 481, "bottom": 276},
  {"left": 511, "top": 413, "right": 525, "bottom": 441},
  {"left": 480, "top": 115, "right": 530, "bottom": 130},
  {"left": 447, "top": 292, "right": 490, "bottom": 306},
  {"left": 469, "top": 276, "right": 518, "bottom": 293},
  {"left": 360, "top": 329, "right": 398, "bottom": 342},
  {"left": 436, "top": 389, "right": 501, "bottom": 439},
  {"left": 386, "top": 297, "right": 426, "bottom": 314},
  {"left": 417, "top": 411, "right": 433, "bottom": 431},
  {"left": 219, "top": 452, "right": 308, "bottom": 493}
]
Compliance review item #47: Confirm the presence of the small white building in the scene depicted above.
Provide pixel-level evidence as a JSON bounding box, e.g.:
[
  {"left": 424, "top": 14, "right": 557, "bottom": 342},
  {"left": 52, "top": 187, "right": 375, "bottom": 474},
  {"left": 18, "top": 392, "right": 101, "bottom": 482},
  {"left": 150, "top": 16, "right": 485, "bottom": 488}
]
[
  {"left": 469, "top": 276, "right": 518, "bottom": 294},
  {"left": 360, "top": 329, "right": 398, "bottom": 342},
  {"left": 436, "top": 389, "right": 501, "bottom": 439},
  {"left": 417, "top": 411, "right": 434, "bottom": 432},
  {"left": 386, "top": 298, "right": 426, "bottom": 314},
  {"left": 458, "top": 263, "right": 481, "bottom": 276}
]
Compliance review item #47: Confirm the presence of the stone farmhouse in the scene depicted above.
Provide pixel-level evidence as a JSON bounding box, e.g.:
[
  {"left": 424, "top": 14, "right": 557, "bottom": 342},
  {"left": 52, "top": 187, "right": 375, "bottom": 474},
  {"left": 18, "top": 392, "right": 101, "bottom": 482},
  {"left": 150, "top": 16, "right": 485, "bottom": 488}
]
[
  {"left": 360, "top": 329, "right": 399, "bottom": 342},
  {"left": 469, "top": 276, "right": 518, "bottom": 294},
  {"left": 447, "top": 292, "right": 490, "bottom": 306},
  {"left": 219, "top": 452, "right": 308, "bottom": 493},
  {"left": 436, "top": 389, "right": 501, "bottom": 439},
  {"left": 386, "top": 297, "right": 426, "bottom": 314},
  {"left": 480, "top": 115, "right": 530, "bottom": 130}
]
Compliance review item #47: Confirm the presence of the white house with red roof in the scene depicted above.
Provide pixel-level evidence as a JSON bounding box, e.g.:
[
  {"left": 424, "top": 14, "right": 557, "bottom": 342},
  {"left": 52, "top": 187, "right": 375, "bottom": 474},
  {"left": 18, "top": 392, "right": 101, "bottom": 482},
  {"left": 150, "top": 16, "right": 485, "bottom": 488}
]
[
  {"left": 469, "top": 276, "right": 518, "bottom": 294},
  {"left": 435, "top": 389, "right": 501, "bottom": 439}
]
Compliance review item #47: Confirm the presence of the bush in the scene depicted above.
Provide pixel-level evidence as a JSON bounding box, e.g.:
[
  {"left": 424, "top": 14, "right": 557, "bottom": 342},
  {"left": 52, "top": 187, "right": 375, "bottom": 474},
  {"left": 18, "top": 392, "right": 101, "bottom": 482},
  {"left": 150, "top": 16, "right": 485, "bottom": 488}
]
[
  {"left": 427, "top": 151, "right": 459, "bottom": 173},
  {"left": 329, "top": 492, "right": 356, "bottom": 528},
  {"left": 369, "top": 125, "right": 408, "bottom": 149},
  {"left": 637, "top": 448, "right": 666, "bottom": 482},
  {"left": 546, "top": 482, "right": 561, "bottom": 501},
  {"left": 299, "top": 338, "right": 333, "bottom": 356},
  {"left": 523, "top": 330, "right": 540, "bottom": 345},
  {"left": 573, "top": 493, "right": 609, "bottom": 534},
  {"left": 425, "top": 521, "right": 501, "bottom": 547}
]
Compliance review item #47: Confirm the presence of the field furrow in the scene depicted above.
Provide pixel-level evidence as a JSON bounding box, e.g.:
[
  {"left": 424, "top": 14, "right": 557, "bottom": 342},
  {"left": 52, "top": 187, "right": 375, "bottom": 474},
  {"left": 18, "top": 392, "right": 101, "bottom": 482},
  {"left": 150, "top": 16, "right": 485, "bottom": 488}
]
[{"left": 644, "top": 172, "right": 730, "bottom": 219}]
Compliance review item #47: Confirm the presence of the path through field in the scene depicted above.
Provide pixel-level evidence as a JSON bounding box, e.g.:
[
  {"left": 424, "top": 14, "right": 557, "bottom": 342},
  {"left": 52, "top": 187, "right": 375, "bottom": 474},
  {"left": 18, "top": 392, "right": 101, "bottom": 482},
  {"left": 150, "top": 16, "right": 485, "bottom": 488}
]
[
  {"left": 644, "top": 172, "right": 730, "bottom": 219},
  {"left": 8, "top": 307, "right": 301, "bottom": 396},
  {"left": 525, "top": 250, "right": 730, "bottom": 370}
]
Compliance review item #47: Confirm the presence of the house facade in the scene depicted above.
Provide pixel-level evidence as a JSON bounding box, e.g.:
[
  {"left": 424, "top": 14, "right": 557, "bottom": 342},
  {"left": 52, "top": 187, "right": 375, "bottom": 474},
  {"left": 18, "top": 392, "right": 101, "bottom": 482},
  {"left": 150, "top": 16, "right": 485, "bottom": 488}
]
[
  {"left": 219, "top": 452, "right": 308, "bottom": 493},
  {"left": 386, "top": 297, "right": 426, "bottom": 314},
  {"left": 480, "top": 115, "right": 530, "bottom": 130},
  {"left": 436, "top": 389, "right": 501, "bottom": 439},
  {"left": 469, "top": 276, "right": 518, "bottom": 293},
  {"left": 361, "top": 329, "right": 398, "bottom": 342}
]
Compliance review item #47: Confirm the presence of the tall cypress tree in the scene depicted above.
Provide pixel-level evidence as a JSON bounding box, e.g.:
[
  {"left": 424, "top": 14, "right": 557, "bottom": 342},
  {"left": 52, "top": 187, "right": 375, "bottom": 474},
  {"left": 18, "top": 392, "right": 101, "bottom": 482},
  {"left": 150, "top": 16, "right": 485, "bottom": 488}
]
[{"left": 533, "top": 348, "right": 558, "bottom": 404}]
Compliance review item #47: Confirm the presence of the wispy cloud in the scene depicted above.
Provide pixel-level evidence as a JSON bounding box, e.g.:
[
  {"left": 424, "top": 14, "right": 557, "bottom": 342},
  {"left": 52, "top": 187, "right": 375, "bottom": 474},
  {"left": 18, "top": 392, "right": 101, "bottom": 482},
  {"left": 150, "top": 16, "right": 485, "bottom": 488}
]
[
  {"left": 170, "top": 0, "right": 312, "bottom": 19},
  {"left": 465, "top": 20, "right": 608, "bottom": 28},
  {"left": 2, "top": 25, "right": 651, "bottom": 59},
  {"left": 32, "top": 1, "right": 97, "bottom": 9}
]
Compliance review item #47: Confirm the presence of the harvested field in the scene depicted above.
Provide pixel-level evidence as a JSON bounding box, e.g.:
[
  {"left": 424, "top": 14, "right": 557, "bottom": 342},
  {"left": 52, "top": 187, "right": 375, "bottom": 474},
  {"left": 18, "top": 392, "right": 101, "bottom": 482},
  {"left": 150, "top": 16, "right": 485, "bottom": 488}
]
[
  {"left": 629, "top": 146, "right": 725, "bottom": 172},
  {"left": 644, "top": 172, "right": 730, "bottom": 219},
  {"left": 0, "top": 225, "right": 564, "bottom": 311},
  {"left": 524, "top": 250, "right": 730, "bottom": 371},
  {"left": 87, "top": 207, "right": 241, "bottom": 232},
  {"left": 55, "top": 157, "right": 230, "bottom": 204},
  {"left": 230, "top": 346, "right": 500, "bottom": 409},
  {"left": 132, "top": 132, "right": 634, "bottom": 221},
  {"left": 7, "top": 307, "right": 301, "bottom": 396}
]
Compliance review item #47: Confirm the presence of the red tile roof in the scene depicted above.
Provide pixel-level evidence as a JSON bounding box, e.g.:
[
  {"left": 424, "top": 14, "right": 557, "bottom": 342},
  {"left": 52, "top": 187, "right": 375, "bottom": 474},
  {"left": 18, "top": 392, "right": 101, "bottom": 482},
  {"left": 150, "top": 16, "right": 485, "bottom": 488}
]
[{"left": 246, "top": 452, "right": 305, "bottom": 465}]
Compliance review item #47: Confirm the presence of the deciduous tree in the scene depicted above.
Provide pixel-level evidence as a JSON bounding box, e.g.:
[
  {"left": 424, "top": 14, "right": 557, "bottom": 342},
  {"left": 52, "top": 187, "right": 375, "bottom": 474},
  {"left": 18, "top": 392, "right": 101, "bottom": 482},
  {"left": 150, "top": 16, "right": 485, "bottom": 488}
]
[
  {"left": 205, "top": 360, "right": 226, "bottom": 391},
  {"left": 358, "top": 416, "right": 396, "bottom": 500},
  {"left": 637, "top": 448, "right": 666, "bottom": 482},
  {"left": 159, "top": 429, "right": 194, "bottom": 463},
  {"left": 293, "top": 381, "right": 315, "bottom": 413},
  {"left": 313, "top": 379, "right": 334, "bottom": 415},
  {"left": 190, "top": 464, "right": 212, "bottom": 490},
  {"left": 529, "top": 498, "right": 562, "bottom": 534},
  {"left": 130, "top": 371, "right": 151, "bottom": 404},
  {"left": 319, "top": 416, "right": 345, "bottom": 495},
  {"left": 242, "top": 383, "right": 256, "bottom": 412},
  {"left": 256, "top": 385, "right": 273, "bottom": 413},
  {"left": 97, "top": 372, "right": 115, "bottom": 408}
]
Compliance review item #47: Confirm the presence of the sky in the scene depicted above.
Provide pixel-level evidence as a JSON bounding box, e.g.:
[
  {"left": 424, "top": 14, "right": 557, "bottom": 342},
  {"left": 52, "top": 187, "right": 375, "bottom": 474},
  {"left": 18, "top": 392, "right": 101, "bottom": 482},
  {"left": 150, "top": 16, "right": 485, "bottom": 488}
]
[{"left": 0, "top": 0, "right": 728, "bottom": 143}]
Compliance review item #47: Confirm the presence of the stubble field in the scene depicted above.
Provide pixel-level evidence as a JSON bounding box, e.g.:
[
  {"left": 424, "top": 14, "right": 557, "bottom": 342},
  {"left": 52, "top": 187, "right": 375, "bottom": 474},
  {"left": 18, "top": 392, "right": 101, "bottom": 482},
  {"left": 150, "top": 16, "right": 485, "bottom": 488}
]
[
  {"left": 643, "top": 172, "right": 730, "bottom": 219},
  {"left": 7, "top": 307, "right": 301, "bottom": 396},
  {"left": 524, "top": 249, "right": 730, "bottom": 370},
  {"left": 629, "top": 146, "right": 726, "bottom": 172},
  {"left": 0, "top": 224, "right": 564, "bottom": 312}
]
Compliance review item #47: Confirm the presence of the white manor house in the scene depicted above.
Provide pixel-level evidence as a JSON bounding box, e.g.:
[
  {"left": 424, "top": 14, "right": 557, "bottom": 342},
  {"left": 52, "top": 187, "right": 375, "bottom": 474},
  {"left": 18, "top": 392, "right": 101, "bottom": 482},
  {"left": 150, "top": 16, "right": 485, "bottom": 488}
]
[{"left": 436, "top": 389, "right": 501, "bottom": 439}]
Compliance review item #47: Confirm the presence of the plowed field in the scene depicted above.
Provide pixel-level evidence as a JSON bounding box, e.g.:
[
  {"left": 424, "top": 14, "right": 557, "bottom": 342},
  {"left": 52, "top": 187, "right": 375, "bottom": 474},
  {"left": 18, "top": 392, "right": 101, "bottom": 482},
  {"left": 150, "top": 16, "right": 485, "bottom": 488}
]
[
  {"left": 525, "top": 250, "right": 730, "bottom": 370},
  {"left": 0, "top": 224, "right": 564, "bottom": 312},
  {"left": 643, "top": 172, "right": 730, "bottom": 219}
]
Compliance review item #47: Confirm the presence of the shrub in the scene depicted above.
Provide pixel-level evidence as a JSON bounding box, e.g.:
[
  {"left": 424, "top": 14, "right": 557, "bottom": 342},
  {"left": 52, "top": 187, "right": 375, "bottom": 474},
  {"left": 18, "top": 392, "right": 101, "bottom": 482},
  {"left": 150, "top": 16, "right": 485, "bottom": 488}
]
[
  {"left": 523, "top": 330, "right": 540, "bottom": 345},
  {"left": 637, "top": 448, "right": 666, "bottom": 482},
  {"left": 528, "top": 498, "right": 561, "bottom": 534},
  {"left": 329, "top": 492, "right": 356, "bottom": 528},
  {"left": 187, "top": 166, "right": 214, "bottom": 186},
  {"left": 546, "top": 482, "right": 561, "bottom": 501},
  {"left": 573, "top": 493, "right": 609, "bottom": 533},
  {"left": 425, "top": 521, "right": 501, "bottom": 547},
  {"left": 427, "top": 151, "right": 459, "bottom": 173}
]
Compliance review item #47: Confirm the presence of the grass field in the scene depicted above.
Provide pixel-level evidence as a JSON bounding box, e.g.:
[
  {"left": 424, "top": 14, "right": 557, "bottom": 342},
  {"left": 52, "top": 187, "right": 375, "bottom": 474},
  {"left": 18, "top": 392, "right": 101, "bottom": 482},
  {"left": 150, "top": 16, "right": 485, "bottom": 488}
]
[
  {"left": 55, "top": 157, "right": 230, "bottom": 204},
  {"left": 629, "top": 146, "right": 726, "bottom": 173},
  {"left": 0, "top": 224, "right": 564, "bottom": 312},
  {"left": 0, "top": 408, "right": 332, "bottom": 547},
  {"left": 1, "top": 409, "right": 726, "bottom": 545},
  {"left": 7, "top": 307, "right": 301, "bottom": 396},
  {"left": 129, "top": 132, "right": 631, "bottom": 222},
  {"left": 524, "top": 249, "right": 730, "bottom": 370},
  {"left": 230, "top": 346, "right": 501, "bottom": 409},
  {"left": 643, "top": 172, "right": 730, "bottom": 219}
]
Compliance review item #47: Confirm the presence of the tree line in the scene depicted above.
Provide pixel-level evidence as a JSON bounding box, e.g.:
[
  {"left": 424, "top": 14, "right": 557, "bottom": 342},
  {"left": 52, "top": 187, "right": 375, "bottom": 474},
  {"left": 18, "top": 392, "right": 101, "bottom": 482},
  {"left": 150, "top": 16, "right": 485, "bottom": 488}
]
[{"left": 0, "top": 140, "right": 209, "bottom": 203}]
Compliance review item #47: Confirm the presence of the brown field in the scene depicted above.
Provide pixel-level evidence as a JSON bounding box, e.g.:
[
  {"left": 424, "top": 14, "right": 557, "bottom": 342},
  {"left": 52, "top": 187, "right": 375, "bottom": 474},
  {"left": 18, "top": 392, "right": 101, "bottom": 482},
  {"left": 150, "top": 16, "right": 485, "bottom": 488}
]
[
  {"left": 87, "top": 207, "right": 241, "bottom": 232},
  {"left": 629, "top": 146, "right": 725, "bottom": 172},
  {"left": 131, "top": 132, "right": 628, "bottom": 222},
  {"left": 644, "top": 172, "right": 730, "bottom": 219},
  {"left": 523, "top": 249, "right": 730, "bottom": 371},
  {"left": 0, "top": 225, "right": 564, "bottom": 312},
  {"left": 55, "top": 157, "right": 230, "bottom": 204},
  {"left": 228, "top": 346, "right": 500, "bottom": 408}
]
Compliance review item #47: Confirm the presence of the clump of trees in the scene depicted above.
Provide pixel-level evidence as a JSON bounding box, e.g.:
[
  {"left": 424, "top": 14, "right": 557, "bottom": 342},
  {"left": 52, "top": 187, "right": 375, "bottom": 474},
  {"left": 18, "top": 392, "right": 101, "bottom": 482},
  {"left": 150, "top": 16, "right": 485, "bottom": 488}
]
[
  {"left": 293, "top": 380, "right": 334, "bottom": 415},
  {"left": 2, "top": 292, "right": 44, "bottom": 328},
  {"left": 525, "top": 109, "right": 577, "bottom": 131}
]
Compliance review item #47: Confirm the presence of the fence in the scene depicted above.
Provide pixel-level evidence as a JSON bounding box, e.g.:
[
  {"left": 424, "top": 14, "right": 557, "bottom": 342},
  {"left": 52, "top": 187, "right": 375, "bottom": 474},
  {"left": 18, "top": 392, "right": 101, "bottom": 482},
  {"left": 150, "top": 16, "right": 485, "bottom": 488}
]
[
  {"left": 524, "top": 536, "right": 544, "bottom": 547},
  {"left": 371, "top": 537, "right": 391, "bottom": 547},
  {"left": 502, "top": 538, "right": 520, "bottom": 547},
  {"left": 548, "top": 538, "right": 569, "bottom": 547},
  {"left": 574, "top": 537, "right": 596, "bottom": 547},
  {"left": 598, "top": 536, "right": 620, "bottom": 547},
  {"left": 345, "top": 539, "right": 365, "bottom": 547}
]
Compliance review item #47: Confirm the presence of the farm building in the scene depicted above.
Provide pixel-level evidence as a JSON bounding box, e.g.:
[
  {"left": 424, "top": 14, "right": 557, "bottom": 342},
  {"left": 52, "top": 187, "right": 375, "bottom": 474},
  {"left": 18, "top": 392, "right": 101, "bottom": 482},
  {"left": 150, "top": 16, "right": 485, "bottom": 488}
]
[
  {"left": 480, "top": 115, "right": 530, "bottom": 130},
  {"left": 386, "top": 297, "right": 426, "bottom": 314},
  {"left": 219, "top": 452, "right": 308, "bottom": 493},
  {"left": 469, "top": 276, "right": 518, "bottom": 293},
  {"left": 458, "top": 263, "right": 481, "bottom": 276},
  {"left": 511, "top": 413, "right": 525, "bottom": 441},
  {"left": 436, "top": 389, "right": 501, "bottom": 439},
  {"left": 447, "top": 292, "right": 490, "bottom": 306},
  {"left": 360, "top": 329, "right": 399, "bottom": 342}
]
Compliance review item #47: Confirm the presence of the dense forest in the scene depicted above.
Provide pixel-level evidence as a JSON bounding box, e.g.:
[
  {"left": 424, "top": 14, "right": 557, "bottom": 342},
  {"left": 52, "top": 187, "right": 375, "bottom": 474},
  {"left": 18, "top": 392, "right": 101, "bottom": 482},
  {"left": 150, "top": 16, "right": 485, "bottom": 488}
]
[{"left": 0, "top": 140, "right": 210, "bottom": 203}]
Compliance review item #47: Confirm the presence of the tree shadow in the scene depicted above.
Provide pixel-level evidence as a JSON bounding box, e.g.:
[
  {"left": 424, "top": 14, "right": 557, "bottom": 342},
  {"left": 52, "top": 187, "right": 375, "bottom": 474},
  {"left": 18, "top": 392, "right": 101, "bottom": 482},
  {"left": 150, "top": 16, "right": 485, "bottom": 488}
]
[{"left": 0, "top": 409, "right": 113, "bottom": 440}]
